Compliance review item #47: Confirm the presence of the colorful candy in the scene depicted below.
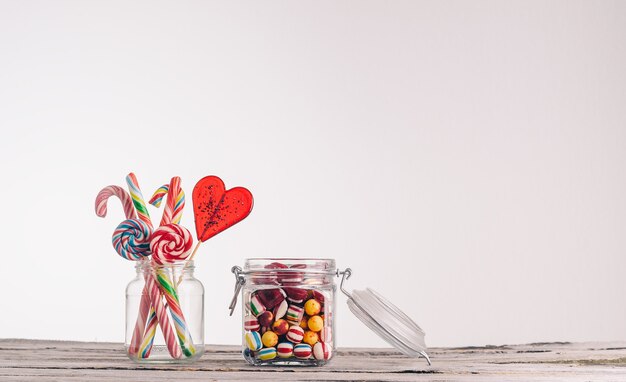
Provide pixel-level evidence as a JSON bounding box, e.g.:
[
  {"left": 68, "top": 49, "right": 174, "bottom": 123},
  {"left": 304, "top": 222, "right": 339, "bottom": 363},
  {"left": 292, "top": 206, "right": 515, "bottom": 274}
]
[
  {"left": 293, "top": 344, "right": 312, "bottom": 359},
  {"left": 283, "top": 287, "right": 308, "bottom": 304},
  {"left": 244, "top": 315, "right": 260, "bottom": 331},
  {"left": 149, "top": 177, "right": 185, "bottom": 226},
  {"left": 249, "top": 295, "right": 266, "bottom": 316},
  {"left": 261, "top": 331, "right": 279, "bottom": 348},
  {"left": 308, "top": 315, "right": 324, "bottom": 332},
  {"left": 304, "top": 299, "right": 321, "bottom": 316},
  {"left": 273, "top": 299, "right": 288, "bottom": 319},
  {"left": 258, "top": 311, "right": 274, "bottom": 327},
  {"left": 192, "top": 176, "right": 254, "bottom": 242},
  {"left": 320, "top": 327, "right": 332, "bottom": 343},
  {"left": 258, "top": 347, "right": 277, "bottom": 361},
  {"left": 303, "top": 330, "right": 319, "bottom": 346},
  {"left": 256, "top": 288, "right": 285, "bottom": 310},
  {"left": 245, "top": 331, "right": 263, "bottom": 351},
  {"left": 286, "top": 305, "right": 304, "bottom": 324},
  {"left": 313, "top": 342, "right": 332, "bottom": 360},
  {"left": 272, "top": 319, "right": 289, "bottom": 336},
  {"left": 277, "top": 342, "right": 294, "bottom": 358},
  {"left": 150, "top": 224, "right": 193, "bottom": 264},
  {"left": 286, "top": 325, "right": 304, "bottom": 343},
  {"left": 95, "top": 185, "right": 136, "bottom": 220},
  {"left": 112, "top": 219, "right": 152, "bottom": 260},
  {"left": 280, "top": 263, "right": 305, "bottom": 285}
]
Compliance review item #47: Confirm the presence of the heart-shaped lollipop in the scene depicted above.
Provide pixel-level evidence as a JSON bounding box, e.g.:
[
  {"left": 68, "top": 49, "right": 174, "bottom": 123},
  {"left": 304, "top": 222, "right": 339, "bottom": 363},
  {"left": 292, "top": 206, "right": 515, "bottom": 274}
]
[{"left": 192, "top": 176, "right": 254, "bottom": 242}]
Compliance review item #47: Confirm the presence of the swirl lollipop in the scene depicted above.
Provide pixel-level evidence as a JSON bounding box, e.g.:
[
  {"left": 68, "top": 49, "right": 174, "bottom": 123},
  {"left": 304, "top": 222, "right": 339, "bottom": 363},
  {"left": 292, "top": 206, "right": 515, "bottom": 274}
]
[
  {"left": 112, "top": 219, "right": 152, "bottom": 260},
  {"left": 150, "top": 224, "right": 193, "bottom": 264}
]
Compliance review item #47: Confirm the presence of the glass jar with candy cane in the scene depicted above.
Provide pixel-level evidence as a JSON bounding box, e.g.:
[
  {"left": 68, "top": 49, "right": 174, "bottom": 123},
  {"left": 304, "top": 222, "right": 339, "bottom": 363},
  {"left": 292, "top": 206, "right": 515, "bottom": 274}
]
[
  {"left": 126, "top": 259, "right": 204, "bottom": 362},
  {"left": 230, "top": 258, "right": 432, "bottom": 366}
]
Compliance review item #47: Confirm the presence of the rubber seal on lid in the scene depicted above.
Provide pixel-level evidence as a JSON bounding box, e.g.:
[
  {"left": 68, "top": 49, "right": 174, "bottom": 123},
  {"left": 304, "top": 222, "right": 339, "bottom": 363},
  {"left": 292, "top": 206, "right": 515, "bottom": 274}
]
[{"left": 339, "top": 268, "right": 431, "bottom": 365}]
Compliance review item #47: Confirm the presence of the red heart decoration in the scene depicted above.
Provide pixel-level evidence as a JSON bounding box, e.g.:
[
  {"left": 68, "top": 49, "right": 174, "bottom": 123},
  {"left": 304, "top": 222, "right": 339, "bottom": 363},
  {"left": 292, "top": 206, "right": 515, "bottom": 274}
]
[{"left": 192, "top": 176, "right": 254, "bottom": 242}]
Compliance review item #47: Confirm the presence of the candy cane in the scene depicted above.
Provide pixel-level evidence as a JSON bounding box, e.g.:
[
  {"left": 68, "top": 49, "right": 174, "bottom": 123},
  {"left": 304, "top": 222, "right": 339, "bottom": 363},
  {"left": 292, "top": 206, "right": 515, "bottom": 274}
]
[
  {"left": 95, "top": 186, "right": 136, "bottom": 219},
  {"left": 125, "top": 173, "right": 183, "bottom": 359},
  {"left": 139, "top": 176, "right": 196, "bottom": 357},
  {"left": 96, "top": 186, "right": 149, "bottom": 356}
]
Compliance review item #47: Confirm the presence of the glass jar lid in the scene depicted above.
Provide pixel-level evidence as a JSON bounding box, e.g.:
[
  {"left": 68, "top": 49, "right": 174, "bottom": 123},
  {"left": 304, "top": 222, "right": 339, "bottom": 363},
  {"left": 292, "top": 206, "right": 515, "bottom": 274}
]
[{"left": 339, "top": 269, "right": 431, "bottom": 365}]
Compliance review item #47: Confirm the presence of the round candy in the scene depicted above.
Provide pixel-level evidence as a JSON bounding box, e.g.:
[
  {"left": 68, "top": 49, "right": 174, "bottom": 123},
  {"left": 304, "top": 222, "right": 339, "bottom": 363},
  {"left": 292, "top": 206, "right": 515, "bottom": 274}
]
[
  {"left": 260, "top": 262, "right": 287, "bottom": 284},
  {"left": 303, "top": 330, "right": 319, "bottom": 346},
  {"left": 245, "top": 331, "right": 262, "bottom": 351},
  {"left": 273, "top": 299, "right": 288, "bottom": 319},
  {"left": 279, "top": 263, "right": 306, "bottom": 285},
  {"left": 150, "top": 224, "right": 193, "bottom": 264},
  {"left": 320, "top": 327, "right": 332, "bottom": 343},
  {"left": 304, "top": 299, "right": 321, "bottom": 316},
  {"left": 258, "top": 347, "right": 277, "bottom": 361},
  {"left": 299, "top": 315, "right": 309, "bottom": 329},
  {"left": 312, "top": 290, "right": 325, "bottom": 303},
  {"left": 286, "top": 305, "right": 304, "bottom": 324},
  {"left": 283, "top": 287, "right": 308, "bottom": 304},
  {"left": 286, "top": 325, "right": 304, "bottom": 343},
  {"left": 112, "top": 218, "right": 152, "bottom": 260},
  {"left": 313, "top": 341, "right": 332, "bottom": 360},
  {"left": 262, "top": 330, "right": 279, "bottom": 348},
  {"left": 272, "top": 319, "right": 289, "bottom": 336},
  {"left": 244, "top": 315, "right": 260, "bottom": 331},
  {"left": 257, "top": 288, "right": 285, "bottom": 310},
  {"left": 249, "top": 295, "right": 266, "bottom": 316},
  {"left": 308, "top": 315, "right": 324, "bottom": 332},
  {"left": 277, "top": 342, "right": 293, "bottom": 358},
  {"left": 258, "top": 311, "right": 274, "bottom": 327},
  {"left": 293, "top": 344, "right": 312, "bottom": 359}
]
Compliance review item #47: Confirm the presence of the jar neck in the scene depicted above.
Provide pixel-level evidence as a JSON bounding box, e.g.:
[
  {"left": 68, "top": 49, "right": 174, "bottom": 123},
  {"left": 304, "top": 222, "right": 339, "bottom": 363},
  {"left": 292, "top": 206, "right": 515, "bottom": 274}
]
[
  {"left": 135, "top": 259, "right": 195, "bottom": 275},
  {"left": 243, "top": 258, "right": 335, "bottom": 286}
]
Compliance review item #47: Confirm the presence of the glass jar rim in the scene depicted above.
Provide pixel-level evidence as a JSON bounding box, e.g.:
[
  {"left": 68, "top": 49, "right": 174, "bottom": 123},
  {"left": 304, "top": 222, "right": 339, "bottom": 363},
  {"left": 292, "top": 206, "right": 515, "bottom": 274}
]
[
  {"left": 134, "top": 259, "right": 195, "bottom": 270},
  {"left": 243, "top": 258, "right": 336, "bottom": 274}
]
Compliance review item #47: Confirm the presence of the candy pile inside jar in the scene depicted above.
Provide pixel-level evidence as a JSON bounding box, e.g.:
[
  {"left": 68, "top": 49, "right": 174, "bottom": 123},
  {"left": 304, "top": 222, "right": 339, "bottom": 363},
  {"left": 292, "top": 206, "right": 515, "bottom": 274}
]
[{"left": 242, "top": 262, "right": 333, "bottom": 364}]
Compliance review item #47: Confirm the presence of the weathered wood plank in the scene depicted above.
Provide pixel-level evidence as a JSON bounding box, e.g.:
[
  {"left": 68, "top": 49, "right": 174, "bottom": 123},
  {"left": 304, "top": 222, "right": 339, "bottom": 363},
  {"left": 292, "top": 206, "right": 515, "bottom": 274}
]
[{"left": 1, "top": 339, "right": 625, "bottom": 381}]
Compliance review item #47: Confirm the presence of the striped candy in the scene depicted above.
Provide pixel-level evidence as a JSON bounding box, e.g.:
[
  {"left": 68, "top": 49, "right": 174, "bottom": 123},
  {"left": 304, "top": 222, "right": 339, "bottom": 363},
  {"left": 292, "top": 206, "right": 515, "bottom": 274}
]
[
  {"left": 286, "top": 305, "right": 304, "bottom": 324},
  {"left": 95, "top": 185, "right": 136, "bottom": 219},
  {"left": 258, "top": 347, "right": 277, "bottom": 361},
  {"left": 244, "top": 315, "right": 260, "bottom": 331},
  {"left": 273, "top": 299, "right": 288, "bottom": 319},
  {"left": 150, "top": 224, "right": 193, "bottom": 264},
  {"left": 149, "top": 177, "right": 186, "bottom": 226},
  {"left": 320, "top": 327, "right": 332, "bottom": 343},
  {"left": 293, "top": 343, "right": 312, "bottom": 359},
  {"left": 245, "top": 331, "right": 262, "bottom": 351},
  {"left": 313, "top": 341, "right": 332, "bottom": 360},
  {"left": 112, "top": 219, "right": 152, "bottom": 260},
  {"left": 144, "top": 273, "right": 182, "bottom": 359},
  {"left": 286, "top": 325, "right": 304, "bottom": 343},
  {"left": 155, "top": 268, "right": 196, "bottom": 357},
  {"left": 249, "top": 295, "right": 266, "bottom": 316},
  {"left": 137, "top": 308, "right": 157, "bottom": 358},
  {"left": 277, "top": 342, "right": 293, "bottom": 358},
  {"left": 126, "top": 173, "right": 153, "bottom": 230},
  {"left": 283, "top": 287, "right": 308, "bottom": 304}
]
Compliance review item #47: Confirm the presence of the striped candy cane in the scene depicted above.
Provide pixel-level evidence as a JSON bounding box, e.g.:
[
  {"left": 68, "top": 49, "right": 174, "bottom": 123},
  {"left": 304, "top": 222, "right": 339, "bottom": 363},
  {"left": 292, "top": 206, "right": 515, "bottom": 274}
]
[
  {"left": 139, "top": 176, "right": 196, "bottom": 357},
  {"left": 125, "top": 173, "right": 183, "bottom": 359},
  {"left": 96, "top": 186, "right": 150, "bottom": 356}
]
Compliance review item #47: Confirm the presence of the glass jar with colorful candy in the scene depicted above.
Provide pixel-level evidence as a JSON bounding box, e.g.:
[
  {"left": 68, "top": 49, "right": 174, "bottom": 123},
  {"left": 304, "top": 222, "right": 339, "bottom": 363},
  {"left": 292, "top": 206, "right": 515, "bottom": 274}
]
[{"left": 234, "top": 258, "right": 335, "bottom": 365}]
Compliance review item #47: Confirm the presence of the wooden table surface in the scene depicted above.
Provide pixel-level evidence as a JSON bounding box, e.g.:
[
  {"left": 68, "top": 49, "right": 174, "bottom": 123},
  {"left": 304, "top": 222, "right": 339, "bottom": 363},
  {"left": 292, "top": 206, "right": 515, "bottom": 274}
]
[{"left": 1, "top": 339, "right": 625, "bottom": 381}]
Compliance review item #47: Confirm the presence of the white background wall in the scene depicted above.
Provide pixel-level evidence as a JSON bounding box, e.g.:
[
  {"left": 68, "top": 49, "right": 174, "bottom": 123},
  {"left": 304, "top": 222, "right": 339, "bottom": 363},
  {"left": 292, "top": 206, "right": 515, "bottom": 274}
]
[{"left": 1, "top": 0, "right": 625, "bottom": 348}]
